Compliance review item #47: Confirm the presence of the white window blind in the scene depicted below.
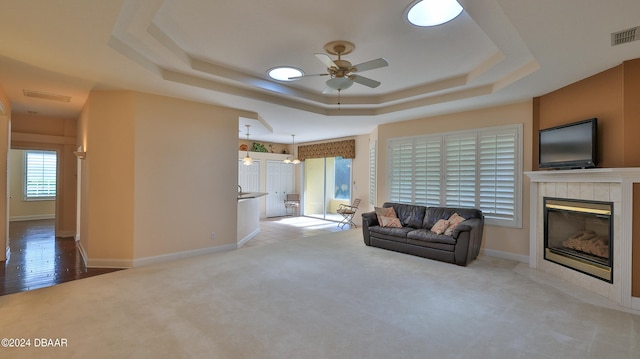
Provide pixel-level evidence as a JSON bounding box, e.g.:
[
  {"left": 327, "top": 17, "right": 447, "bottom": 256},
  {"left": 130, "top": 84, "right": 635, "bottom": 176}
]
[
  {"left": 387, "top": 125, "right": 521, "bottom": 227},
  {"left": 25, "top": 150, "right": 57, "bottom": 200},
  {"left": 479, "top": 129, "right": 517, "bottom": 220},
  {"left": 369, "top": 141, "right": 376, "bottom": 206},
  {"left": 445, "top": 134, "right": 476, "bottom": 208}
]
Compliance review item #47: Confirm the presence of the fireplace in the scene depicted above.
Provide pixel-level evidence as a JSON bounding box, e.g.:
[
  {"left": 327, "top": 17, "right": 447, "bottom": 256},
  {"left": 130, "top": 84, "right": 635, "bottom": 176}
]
[{"left": 544, "top": 197, "right": 613, "bottom": 283}]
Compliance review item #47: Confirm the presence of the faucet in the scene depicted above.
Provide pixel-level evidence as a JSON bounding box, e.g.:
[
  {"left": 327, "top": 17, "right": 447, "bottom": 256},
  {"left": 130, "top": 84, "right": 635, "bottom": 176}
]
[{"left": 238, "top": 185, "right": 242, "bottom": 194}]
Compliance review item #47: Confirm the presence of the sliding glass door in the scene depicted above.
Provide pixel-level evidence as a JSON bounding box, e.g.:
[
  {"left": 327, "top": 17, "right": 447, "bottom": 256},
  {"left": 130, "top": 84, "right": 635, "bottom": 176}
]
[{"left": 303, "top": 156, "right": 352, "bottom": 221}]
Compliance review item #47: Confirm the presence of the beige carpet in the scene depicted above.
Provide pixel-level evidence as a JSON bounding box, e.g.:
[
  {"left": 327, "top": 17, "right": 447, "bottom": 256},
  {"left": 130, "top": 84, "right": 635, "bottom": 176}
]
[{"left": 1, "top": 230, "right": 638, "bottom": 358}]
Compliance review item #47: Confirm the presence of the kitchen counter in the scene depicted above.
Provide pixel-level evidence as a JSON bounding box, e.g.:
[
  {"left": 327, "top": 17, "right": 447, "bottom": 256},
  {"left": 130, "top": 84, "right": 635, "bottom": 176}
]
[
  {"left": 237, "top": 192, "right": 267, "bottom": 247},
  {"left": 237, "top": 192, "right": 268, "bottom": 200}
]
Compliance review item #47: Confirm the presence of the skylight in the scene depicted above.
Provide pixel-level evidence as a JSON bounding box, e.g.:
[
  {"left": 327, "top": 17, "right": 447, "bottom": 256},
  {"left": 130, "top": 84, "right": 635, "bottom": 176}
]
[
  {"left": 406, "top": 0, "right": 463, "bottom": 27},
  {"left": 268, "top": 67, "right": 304, "bottom": 81}
]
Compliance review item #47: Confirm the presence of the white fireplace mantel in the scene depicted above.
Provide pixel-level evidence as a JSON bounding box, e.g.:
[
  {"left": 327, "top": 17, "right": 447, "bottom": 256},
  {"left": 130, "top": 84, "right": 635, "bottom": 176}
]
[{"left": 525, "top": 168, "right": 640, "bottom": 310}]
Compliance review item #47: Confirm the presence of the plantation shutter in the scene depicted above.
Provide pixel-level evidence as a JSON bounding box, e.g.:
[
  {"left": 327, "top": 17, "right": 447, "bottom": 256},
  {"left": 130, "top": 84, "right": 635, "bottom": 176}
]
[
  {"left": 369, "top": 141, "right": 376, "bottom": 206},
  {"left": 444, "top": 134, "right": 477, "bottom": 208},
  {"left": 389, "top": 139, "right": 414, "bottom": 204},
  {"left": 422, "top": 138, "right": 442, "bottom": 206},
  {"left": 25, "top": 150, "right": 57, "bottom": 199},
  {"left": 387, "top": 124, "right": 521, "bottom": 227},
  {"left": 479, "top": 129, "right": 517, "bottom": 220}
]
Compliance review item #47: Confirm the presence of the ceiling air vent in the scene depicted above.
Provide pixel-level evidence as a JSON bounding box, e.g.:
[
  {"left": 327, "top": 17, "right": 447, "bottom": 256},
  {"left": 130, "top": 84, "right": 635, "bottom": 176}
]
[
  {"left": 23, "top": 89, "right": 71, "bottom": 103},
  {"left": 611, "top": 26, "right": 639, "bottom": 46}
]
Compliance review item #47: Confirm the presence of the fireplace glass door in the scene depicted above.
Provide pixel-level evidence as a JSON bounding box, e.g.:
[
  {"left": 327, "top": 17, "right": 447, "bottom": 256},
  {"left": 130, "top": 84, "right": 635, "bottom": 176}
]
[{"left": 544, "top": 197, "right": 613, "bottom": 283}]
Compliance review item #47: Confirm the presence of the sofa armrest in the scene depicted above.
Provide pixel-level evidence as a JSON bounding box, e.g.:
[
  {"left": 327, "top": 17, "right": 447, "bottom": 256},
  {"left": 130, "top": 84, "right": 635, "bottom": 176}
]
[
  {"left": 361, "top": 211, "right": 378, "bottom": 246},
  {"left": 452, "top": 217, "right": 484, "bottom": 266},
  {"left": 362, "top": 211, "right": 378, "bottom": 227}
]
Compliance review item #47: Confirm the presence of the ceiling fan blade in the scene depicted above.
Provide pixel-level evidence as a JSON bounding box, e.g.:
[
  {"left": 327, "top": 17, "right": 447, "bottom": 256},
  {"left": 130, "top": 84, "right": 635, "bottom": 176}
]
[
  {"left": 315, "top": 53, "right": 338, "bottom": 69},
  {"left": 288, "top": 73, "right": 329, "bottom": 80},
  {"left": 349, "top": 74, "right": 381, "bottom": 88},
  {"left": 352, "top": 58, "right": 389, "bottom": 72}
]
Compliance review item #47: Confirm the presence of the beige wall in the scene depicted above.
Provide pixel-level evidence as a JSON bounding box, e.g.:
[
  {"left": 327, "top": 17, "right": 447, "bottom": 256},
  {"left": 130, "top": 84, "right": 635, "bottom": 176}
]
[
  {"left": 9, "top": 149, "right": 56, "bottom": 220},
  {"left": 376, "top": 101, "right": 533, "bottom": 258},
  {"left": 78, "top": 90, "right": 251, "bottom": 267},
  {"left": 0, "top": 87, "right": 10, "bottom": 261},
  {"left": 79, "top": 91, "right": 136, "bottom": 266},
  {"left": 133, "top": 92, "right": 241, "bottom": 260}
]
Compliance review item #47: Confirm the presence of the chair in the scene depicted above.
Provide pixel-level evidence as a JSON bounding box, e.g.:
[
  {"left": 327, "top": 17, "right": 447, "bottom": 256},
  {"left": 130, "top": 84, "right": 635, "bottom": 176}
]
[
  {"left": 337, "top": 198, "right": 361, "bottom": 228},
  {"left": 284, "top": 194, "right": 300, "bottom": 216}
]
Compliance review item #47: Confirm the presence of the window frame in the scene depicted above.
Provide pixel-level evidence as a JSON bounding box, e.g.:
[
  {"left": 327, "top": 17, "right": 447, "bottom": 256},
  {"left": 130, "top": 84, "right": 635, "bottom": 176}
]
[
  {"left": 387, "top": 124, "right": 522, "bottom": 228},
  {"left": 23, "top": 149, "right": 58, "bottom": 201}
]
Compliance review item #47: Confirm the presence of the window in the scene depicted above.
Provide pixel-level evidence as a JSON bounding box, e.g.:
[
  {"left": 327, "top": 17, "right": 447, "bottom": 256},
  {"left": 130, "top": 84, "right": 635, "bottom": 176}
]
[
  {"left": 334, "top": 157, "right": 351, "bottom": 200},
  {"left": 24, "top": 150, "right": 57, "bottom": 200},
  {"left": 388, "top": 125, "right": 522, "bottom": 227},
  {"left": 369, "top": 141, "right": 376, "bottom": 206}
]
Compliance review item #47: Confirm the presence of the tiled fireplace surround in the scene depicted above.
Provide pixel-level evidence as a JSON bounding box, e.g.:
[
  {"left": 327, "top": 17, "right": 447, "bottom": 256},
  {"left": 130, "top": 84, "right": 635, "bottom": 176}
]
[{"left": 526, "top": 168, "right": 640, "bottom": 311}]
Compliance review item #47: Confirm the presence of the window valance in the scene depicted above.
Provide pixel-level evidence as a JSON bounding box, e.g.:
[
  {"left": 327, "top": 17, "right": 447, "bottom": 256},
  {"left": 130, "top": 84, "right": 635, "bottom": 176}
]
[{"left": 297, "top": 139, "right": 355, "bottom": 161}]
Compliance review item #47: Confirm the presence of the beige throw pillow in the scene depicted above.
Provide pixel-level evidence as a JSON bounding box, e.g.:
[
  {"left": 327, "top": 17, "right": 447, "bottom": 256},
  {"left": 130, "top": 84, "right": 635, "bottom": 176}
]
[
  {"left": 444, "top": 213, "right": 465, "bottom": 236},
  {"left": 374, "top": 207, "right": 397, "bottom": 225},
  {"left": 431, "top": 219, "right": 450, "bottom": 235},
  {"left": 380, "top": 216, "right": 402, "bottom": 228}
]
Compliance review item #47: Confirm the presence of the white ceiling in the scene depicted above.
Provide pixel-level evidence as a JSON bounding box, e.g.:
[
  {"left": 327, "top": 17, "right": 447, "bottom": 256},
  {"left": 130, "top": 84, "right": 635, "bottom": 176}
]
[{"left": 0, "top": 0, "right": 639, "bottom": 143}]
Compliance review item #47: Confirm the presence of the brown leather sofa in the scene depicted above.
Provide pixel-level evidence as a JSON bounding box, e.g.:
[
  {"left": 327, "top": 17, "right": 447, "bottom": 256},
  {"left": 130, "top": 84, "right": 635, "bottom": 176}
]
[{"left": 361, "top": 202, "right": 484, "bottom": 266}]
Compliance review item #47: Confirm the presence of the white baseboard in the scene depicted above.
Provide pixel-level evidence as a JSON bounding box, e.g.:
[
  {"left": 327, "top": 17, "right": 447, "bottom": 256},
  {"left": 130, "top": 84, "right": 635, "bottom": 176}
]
[
  {"left": 86, "top": 258, "right": 134, "bottom": 269},
  {"left": 56, "top": 230, "right": 76, "bottom": 238},
  {"left": 76, "top": 240, "right": 88, "bottom": 267},
  {"left": 237, "top": 228, "right": 260, "bottom": 248},
  {"left": 481, "top": 248, "right": 529, "bottom": 263},
  {"left": 132, "top": 243, "right": 237, "bottom": 267},
  {"left": 10, "top": 214, "right": 55, "bottom": 221},
  {"left": 78, "top": 239, "right": 236, "bottom": 269}
]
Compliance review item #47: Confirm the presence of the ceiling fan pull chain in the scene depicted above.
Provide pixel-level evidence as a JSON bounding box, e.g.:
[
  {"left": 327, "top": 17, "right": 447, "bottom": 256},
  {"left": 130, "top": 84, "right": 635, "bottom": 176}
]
[{"left": 338, "top": 90, "right": 341, "bottom": 109}]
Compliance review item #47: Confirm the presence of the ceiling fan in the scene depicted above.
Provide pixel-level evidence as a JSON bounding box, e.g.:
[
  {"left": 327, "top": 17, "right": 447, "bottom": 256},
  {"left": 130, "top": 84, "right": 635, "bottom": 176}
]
[{"left": 289, "top": 40, "right": 389, "bottom": 94}]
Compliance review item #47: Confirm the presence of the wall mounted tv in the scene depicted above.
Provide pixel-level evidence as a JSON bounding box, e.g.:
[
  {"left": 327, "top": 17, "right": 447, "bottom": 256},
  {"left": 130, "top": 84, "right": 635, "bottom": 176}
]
[{"left": 539, "top": 118, "right": 597, "bottom": 169}]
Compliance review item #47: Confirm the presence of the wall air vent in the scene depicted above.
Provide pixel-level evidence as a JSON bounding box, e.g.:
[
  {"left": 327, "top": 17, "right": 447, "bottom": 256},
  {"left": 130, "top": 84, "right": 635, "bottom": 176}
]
[
  {"left": 611, "top": 26, "right": 638, "bottom": 46},
  {"left": 23, "top": 89, "right": 71, "bottom": 103}
]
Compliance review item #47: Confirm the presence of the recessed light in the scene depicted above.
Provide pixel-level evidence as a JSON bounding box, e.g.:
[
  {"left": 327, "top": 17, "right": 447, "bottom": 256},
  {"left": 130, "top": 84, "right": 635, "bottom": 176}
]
[
  {"left": 267, "top": 67, "right": 304, "bottom": 81},
  {"left": 405, "top": 0, "right": 463, "bottom": 27}
]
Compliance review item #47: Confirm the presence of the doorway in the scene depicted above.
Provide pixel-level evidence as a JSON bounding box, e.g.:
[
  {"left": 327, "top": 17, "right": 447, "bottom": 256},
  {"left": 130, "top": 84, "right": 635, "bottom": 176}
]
[
  {"left": 303, "top": 156, "right": 352, "bottom": 221},
  {"left": 4, "top": 149, "right": 58, "bottom": 293}
]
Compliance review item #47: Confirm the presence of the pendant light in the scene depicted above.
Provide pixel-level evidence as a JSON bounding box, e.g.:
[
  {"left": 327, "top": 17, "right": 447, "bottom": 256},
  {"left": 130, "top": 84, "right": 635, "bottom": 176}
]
[
  {"left": 291, "top": 134, "right": 300, "bottom": 164},
  {"left": 242, "top": 125, "right": 253, "bottom": 166},
  {"left": 284, "top": 134, "right": 300, "bottom": 164}
]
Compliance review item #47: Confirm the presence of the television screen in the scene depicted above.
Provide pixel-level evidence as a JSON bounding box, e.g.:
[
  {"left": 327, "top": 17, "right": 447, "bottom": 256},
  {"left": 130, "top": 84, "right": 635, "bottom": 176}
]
[{"left": 539, "top": 118, "right": 597, "bottom": 169}]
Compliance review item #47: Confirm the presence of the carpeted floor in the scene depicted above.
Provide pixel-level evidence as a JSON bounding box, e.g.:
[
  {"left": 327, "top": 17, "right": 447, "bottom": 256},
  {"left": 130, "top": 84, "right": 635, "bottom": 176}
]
[{"left": 0, "top": 229, "right": 638, "bottom": 358}]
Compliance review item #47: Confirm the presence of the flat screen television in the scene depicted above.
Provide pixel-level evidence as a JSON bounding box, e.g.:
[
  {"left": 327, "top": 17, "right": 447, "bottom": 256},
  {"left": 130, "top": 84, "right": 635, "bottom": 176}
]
[{"left": 539, "top": 118, "right": 597, "bottom": 169}]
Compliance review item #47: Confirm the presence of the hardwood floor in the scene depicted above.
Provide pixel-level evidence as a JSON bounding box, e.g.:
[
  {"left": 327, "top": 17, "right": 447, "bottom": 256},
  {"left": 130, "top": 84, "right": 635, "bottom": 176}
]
[{"left": 0, "top": 219, "right": 121, "bottom": 296}]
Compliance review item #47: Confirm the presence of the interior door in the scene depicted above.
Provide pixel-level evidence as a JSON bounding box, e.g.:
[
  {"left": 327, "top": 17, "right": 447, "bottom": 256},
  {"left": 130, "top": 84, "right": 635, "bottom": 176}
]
[{"left": 265, "top": 161, "right": 293, "bottom": 217}]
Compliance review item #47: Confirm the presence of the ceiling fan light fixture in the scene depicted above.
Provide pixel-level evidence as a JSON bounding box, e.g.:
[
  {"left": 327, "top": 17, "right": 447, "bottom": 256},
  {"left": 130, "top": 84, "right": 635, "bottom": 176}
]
[
  {"left": 326, "top": 77, "right": 353, "bottom": 91},
  {"left": 267, "top": 66, "right": 304, "bottom": 81},
  {"left": 406, "top": 0, "right": 463, "bottom": 27}
]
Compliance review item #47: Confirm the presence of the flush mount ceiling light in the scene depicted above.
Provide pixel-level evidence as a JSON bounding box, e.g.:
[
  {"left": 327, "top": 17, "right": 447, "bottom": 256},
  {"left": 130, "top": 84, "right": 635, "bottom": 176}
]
[
  {"left": 405, "top": 0, "right": 463, "bottom": 27},
  {"left": 267, "top": 67, "right": 304, "bottom": 81}
]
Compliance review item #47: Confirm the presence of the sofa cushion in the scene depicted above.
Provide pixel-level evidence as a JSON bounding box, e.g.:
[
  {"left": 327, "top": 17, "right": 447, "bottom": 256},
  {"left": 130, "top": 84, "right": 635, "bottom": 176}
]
[
  {"left": 369, "top": 225, "right": 413, "bottom": 239},
  {"left": 380, "top": 216, "right": 402, "bottom": 228},
  {"left": 385, "top": 203, "right": 426, "bottom": 229},
  {"left": 407, "top": 229, "right": 457, "bottom": 245},
  {"left": 423, "top": 207, "right": 483, "bottom": 229}
]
